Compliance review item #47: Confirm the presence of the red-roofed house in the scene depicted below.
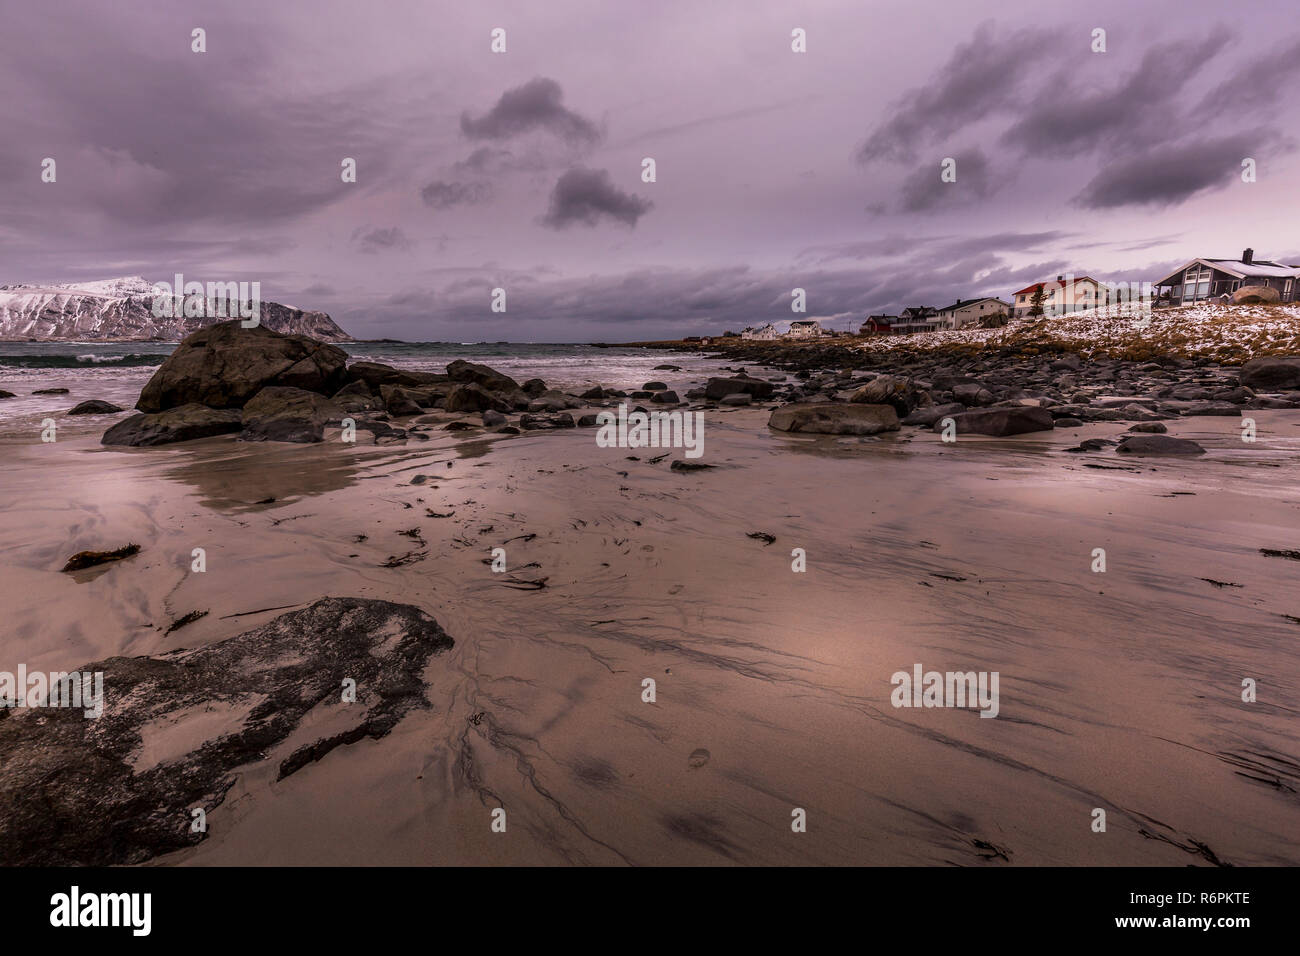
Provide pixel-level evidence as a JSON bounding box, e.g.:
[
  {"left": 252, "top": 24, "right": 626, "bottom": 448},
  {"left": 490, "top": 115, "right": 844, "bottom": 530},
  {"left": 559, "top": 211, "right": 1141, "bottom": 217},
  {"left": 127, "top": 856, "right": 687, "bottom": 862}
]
[{"left": 1011, "top": 275, "right": 1111, "bottom": 318}]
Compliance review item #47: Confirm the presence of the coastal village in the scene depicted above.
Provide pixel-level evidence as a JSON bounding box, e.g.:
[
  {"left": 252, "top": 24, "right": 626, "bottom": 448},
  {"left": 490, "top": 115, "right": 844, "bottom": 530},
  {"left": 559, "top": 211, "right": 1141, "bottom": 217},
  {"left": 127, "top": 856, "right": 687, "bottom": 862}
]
[{"left": 733, "top": 248, "right": 1300, "bottom": 341}]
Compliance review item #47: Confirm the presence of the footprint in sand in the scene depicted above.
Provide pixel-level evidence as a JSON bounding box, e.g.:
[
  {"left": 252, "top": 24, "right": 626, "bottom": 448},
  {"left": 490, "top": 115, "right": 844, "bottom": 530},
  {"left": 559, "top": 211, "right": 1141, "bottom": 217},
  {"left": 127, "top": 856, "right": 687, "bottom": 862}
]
[{"left": 688, "top": 748, "right": 711, "bottom": 769}]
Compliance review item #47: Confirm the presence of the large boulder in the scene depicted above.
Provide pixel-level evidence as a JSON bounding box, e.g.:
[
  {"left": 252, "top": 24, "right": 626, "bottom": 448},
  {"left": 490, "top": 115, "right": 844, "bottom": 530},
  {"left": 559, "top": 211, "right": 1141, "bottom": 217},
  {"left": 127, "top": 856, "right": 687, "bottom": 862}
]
[
  {"left": 446, "top": 359, "right": 520, "bottom": 393},
  {"left": 380, "top": 384, "right": 427, "bottom": 417},
  {"left": 848, "top": 374, "right": 919, "bottom": 415},
  {"left": 445, "top": 383, "right": 511, "bottom": 413},
  {"left": 705, "top": 376, "right": 775, "bottom": 401},
  {"left": 1231, "top": 285, "right": 1281, "bottom": 305},
  {"left": 330, "top": 379, "right": 380, "bottom": 413},
  {"left": 768, "top": 402, "right": 899, "bottom": 435},
  {"left": 239, "top": 386, "right": 342, "bottom": 443},
  {"left": 136, "top": 320, "right": 347, "bottom": 412},
  {"left": 1239, "top": 356, "right": 1300, "bottom": 390},
  {"left": 0, "top": 597, "right": 453, "bottom": 865},
  {"left": 949, "top": 406, "right": 1055, "bottom": 436},
  {"left": 102, "top": 404, "right": 243, "bottom": 446}
]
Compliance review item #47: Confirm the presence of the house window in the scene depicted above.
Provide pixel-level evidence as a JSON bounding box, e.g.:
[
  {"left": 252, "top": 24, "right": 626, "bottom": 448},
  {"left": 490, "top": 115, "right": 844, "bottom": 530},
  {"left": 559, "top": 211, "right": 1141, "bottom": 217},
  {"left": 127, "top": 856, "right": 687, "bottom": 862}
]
[{"left": 1183, "top": 268, "right": 1212, "bottom": 301}]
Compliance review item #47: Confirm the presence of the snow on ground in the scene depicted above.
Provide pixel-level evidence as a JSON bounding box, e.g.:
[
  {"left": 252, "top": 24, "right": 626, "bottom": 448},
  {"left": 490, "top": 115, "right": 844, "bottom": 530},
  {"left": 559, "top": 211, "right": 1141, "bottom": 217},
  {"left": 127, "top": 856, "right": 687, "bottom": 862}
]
[{"left": 850, "top": 303, "right": 1300, "bottom": 362}]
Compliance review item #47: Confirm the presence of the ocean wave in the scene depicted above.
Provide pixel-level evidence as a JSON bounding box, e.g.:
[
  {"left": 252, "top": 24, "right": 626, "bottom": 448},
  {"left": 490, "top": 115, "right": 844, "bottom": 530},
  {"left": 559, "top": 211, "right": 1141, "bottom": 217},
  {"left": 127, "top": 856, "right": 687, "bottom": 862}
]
[{"left": 0, "top": 353, "right": 166, "bottom": 368}]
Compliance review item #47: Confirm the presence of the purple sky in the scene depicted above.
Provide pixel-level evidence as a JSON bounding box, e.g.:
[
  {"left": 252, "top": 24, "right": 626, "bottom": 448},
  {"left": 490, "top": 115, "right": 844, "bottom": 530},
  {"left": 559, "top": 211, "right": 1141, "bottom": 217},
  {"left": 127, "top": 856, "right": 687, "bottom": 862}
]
[{"left": 2, "top": 0, "right": 1298, "bottom": 341}]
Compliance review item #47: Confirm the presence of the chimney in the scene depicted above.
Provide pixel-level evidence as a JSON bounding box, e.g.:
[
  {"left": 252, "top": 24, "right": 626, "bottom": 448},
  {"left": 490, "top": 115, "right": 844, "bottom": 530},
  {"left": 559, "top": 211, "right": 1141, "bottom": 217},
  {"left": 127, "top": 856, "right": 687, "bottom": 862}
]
[
  {"left": 1242, "top": 248, "right": 1254, "bottom": 265},
  {"left": 1056, "top": 275, "right": 1064, "bottom": 281}
]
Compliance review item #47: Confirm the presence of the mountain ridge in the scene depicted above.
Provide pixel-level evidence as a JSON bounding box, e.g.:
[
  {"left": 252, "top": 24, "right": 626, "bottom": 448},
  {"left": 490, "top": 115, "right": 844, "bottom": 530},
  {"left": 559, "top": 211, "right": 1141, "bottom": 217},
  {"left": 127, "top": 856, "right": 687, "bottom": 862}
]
[{"left": 0, "top": 277, "right": 352, "bottom": 342}]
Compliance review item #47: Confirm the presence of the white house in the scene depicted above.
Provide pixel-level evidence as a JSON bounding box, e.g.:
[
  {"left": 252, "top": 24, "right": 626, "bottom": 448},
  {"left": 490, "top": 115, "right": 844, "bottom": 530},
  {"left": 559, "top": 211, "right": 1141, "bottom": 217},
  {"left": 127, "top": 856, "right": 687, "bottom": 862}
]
[
  {"left": 935, "top": 297, "right": 1010, "bottom": 329},
  {"left": 785, "top": 319, "right": 825, "bottom": 338},
  {"left": 1011, "top": 275, "right": 1110, "bottom": 317},
  {"left": 740, "top": 323, "right": 780, "bottom": 340}
]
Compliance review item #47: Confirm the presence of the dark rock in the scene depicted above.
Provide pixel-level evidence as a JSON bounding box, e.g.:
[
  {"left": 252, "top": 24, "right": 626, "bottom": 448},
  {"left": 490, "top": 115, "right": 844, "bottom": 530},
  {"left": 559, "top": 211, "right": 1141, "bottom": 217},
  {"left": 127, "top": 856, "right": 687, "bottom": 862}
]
[
  {"left": 482, "top": 409, "right": 507, "bottom": 427},
  {"left": 67, "top": 400, "right": 125, "bottom": 415},
  {"left": 518, "top": 413, "right": 576, "bottom": 430},
  {"left": 1117, "top": 435, "right": 1206, "bottom": 455},
  {"left": 521, "top": 378, "right": 548, "bottom": 397},
  {"left": 768, "top": 402, "right": 900, "bottom": 435},
  {"left": 847, "top": 375, "right": 919, "bottom": 415},
  {"left": 33, "top": 387, "right": 70, "bottom": 394},
  {"left": 1239, "top": 357, "right": 1300, "bottom": 390},
  {"left": 526, "top": 389, "right": 579, "bottom": 412},
  {"left": 136, "top": 321, "right": 347, "bottom": 412},
  {"left": 344, "top": 361, "right": 447, "bottom": 391},
  {"left": 0, "top": 597, "right": 453, "bottom": 865},
  {"left": 580, "top": 386, "right": 606, "bottom": 400},
  {"left": 102, "top": 404, "right": 243, "bottom": 446},
  {"left": 1053, "top": 417, "right": 1084, "bottom": 428},
  {"left": 445, "top": 359, "right": 520, "bottom": 393},
  {"left": 1128, "top": 422, "right": 1168, "bottom": 433},
  {"left": 239, "top": 386, "right": 342, "bottom": 443},
  {"left": 651, "top": 390, "right": 680, "bottom": 404},
  {"left": 949, "top": 406, "right": 1055, "bottom": 436},
  {"left": 671, "top": 460, "right": 715, "bottom": 472},
  {"left": 577, "top": 413, "right": 600, "bottom": 427},
  {"left": 0, "top": 390, "right": 14, "bottom": 398},
  {"left": 443, "top": 383, "right": 508, "bottom": 414},
  {"left": 952, "top": 382, "right": 995, "bottom": 407},
  {"left": 704, "top": 376, "right": 774, "bottom": 401},
  {"left": 330, "top": 379, "right": 379, "bottom": 413},
  {"left": 719, "top": 393, "right": 752, "bottom": 406},
  {"left": 642, "top": 381, "right": 668, "bottom": 391},
  {"left": 1182, "top": 402, "right": 1241, "bottom": 417},
  {"left": 901, "top": 402, "right": 964, "bottom": 427}
]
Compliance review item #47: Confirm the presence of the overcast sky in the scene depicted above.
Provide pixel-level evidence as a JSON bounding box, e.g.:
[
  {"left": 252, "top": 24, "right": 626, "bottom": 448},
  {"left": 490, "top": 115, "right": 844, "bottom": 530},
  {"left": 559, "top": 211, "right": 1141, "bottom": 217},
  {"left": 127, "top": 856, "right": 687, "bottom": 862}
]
[{"left": 2, "top": 0, "right": 1297, "bottom": 341}]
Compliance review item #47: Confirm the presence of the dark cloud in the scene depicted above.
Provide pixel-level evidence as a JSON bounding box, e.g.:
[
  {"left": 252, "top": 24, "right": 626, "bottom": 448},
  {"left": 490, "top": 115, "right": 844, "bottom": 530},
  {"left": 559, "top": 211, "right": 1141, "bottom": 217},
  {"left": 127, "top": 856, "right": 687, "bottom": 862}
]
[
  {"left": 1001, "top": 32, "right": 1226, "bottom": 157},
  {"left": 460, "top": 77, "right": 601, "bottom": 147},
  {"left": 420, "top": 180, "right": 494, "bottom": 209},
  {"left": 353, "top": 227, "right": 415, "bottom": 253},
  {"left": 897, "top": 150, "right": 997, "bottom": 212},
  {"left": 856, "top": 22, "right": 1057, "bottom": 164},
  {"left": 1198, "top": 37, "right": 1300, "bottom": 115},
  {"left": 540, "top": 168, "right": 653, "bottom": 229},
  {"left": 1073, "top": 133, "right": 1281, "bottom": 209},
  {"left": 301, "top": 283, "right": 336, "bottom": 296}
]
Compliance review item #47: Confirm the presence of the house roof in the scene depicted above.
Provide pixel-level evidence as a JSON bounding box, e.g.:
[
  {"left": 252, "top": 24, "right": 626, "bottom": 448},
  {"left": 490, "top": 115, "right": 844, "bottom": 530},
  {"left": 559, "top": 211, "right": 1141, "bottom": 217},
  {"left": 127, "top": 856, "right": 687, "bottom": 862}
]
[
  {"left": 789, "top": 319, "right": 822, "bottom": 326},
  {"left": 938, "top": 297, "right": 1009, "bottom": 312},
  {"left": 1011, "top": 277, "right": 1101, "bottom": 297},
  {"left": 1153, "top": 258, "right": 1300, "bottom": 285}
]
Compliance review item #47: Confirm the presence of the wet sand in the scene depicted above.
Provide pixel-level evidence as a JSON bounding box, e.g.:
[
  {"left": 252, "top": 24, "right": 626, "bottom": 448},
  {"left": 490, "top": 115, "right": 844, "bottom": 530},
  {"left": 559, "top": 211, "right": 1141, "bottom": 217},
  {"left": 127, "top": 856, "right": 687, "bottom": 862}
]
[{"left": 2, "top": 404, "right": 1299, "bottom": 865}]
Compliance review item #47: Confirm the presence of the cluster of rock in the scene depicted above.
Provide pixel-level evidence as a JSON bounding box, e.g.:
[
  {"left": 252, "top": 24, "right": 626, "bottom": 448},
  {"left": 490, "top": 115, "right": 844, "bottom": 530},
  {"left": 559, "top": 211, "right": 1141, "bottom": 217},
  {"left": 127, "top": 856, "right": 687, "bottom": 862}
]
[
  {"left": 99, "top": 320, "right": 664, "bottom": 446},
  {"left": 734, "top": 349, "right": 1300, "bottom": 449}
]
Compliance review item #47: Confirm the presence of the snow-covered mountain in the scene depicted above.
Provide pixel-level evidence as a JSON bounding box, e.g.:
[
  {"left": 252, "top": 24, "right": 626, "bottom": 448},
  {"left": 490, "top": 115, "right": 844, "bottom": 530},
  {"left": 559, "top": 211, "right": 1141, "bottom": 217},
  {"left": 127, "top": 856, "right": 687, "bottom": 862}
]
[{"left": 0, "top": 277, "right": 352, "bottom": 342}]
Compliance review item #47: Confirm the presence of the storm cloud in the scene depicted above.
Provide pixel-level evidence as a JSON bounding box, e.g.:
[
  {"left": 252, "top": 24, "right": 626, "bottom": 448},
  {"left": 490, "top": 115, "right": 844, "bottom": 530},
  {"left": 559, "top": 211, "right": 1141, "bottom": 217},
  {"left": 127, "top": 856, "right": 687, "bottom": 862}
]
[
  {"left": 541, "top": 168, "right": 653, "bottom": 229},
  {"left": 460, "top": 77, "right": 602, "bottom": 147},
  {"left": 856, "top": 22, "right": 1057, "bottom": 164},
  {"left": 1073, "top": 133, "right": 1281, "bottom": 209}
]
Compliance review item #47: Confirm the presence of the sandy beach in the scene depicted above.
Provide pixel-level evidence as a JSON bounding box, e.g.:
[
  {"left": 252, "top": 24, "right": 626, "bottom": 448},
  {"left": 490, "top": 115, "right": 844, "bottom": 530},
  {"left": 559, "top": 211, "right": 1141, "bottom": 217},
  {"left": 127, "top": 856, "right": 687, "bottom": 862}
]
[{"left": 4, "top": 379, "right": 1298, "bottom": 866}]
